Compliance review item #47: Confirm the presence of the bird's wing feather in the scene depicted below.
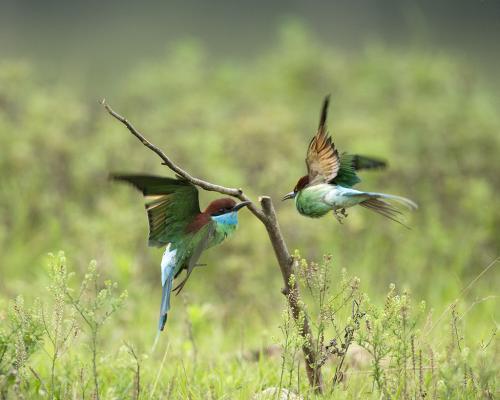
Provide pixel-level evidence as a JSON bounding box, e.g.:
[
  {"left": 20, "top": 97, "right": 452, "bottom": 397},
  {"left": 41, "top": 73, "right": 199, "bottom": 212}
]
[
  {"left": 332, "top": 154, "right": 387, "bottom": 187},
  {"left": 351, "top": 155, "right": 387, "bottom": 171},
  {"left": 111, "top": 174, "right": 200, "bottom": 247},
  {"left": 332, "top": 153, "right": 362, "bottom": 187},
  {"left": 305, "top": 95, "right": 340, "bottom": 184}
]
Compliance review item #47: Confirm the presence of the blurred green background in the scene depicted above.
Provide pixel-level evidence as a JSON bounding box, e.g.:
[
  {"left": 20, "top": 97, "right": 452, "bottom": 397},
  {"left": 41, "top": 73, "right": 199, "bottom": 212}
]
[{"left": 1, "top": 0, "right": 498, "bottom": 354}]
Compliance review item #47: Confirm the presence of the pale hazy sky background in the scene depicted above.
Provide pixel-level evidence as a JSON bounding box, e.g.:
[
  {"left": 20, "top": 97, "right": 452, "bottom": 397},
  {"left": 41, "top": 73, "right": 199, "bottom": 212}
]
[{"left": 2, "top": 0, "right": 499, "bottom": 90}]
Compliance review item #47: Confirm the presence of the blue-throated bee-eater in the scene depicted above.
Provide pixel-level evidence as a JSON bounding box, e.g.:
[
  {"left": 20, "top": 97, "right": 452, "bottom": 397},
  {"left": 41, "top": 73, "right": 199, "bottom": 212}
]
[
  {"left": 112, "top": 174, "right": 250, "bottom": 331},
  {"left": 282, "top": 96, "right": 417, "bottom": 224}
]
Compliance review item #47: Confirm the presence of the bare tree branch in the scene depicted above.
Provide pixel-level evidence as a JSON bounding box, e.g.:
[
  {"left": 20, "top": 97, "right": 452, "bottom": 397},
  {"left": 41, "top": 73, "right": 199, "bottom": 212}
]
[
  {"left": 101, "top": 100, "right": 267, "bottom": 223},
  {"left": 102, "top": 100, "right": 324, "bottom": 393}
]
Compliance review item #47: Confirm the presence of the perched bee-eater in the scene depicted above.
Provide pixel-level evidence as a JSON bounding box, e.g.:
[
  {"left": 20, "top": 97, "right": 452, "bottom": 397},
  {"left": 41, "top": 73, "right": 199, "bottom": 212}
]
[
  {"left": 112, "top": 174, "right": 250, "bottom": 331},
  {"left": 282, "top": 96, "right": 417, "bottom": 224}
]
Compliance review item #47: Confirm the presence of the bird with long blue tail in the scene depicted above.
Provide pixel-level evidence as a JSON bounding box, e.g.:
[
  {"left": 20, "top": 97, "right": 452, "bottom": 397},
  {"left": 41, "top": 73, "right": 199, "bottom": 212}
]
[
  {"left": 111, "top": 174, "right": 250, "bottom": 344},
  {"left": 282, "top": 96, "right": 417, "bottom": 225}
]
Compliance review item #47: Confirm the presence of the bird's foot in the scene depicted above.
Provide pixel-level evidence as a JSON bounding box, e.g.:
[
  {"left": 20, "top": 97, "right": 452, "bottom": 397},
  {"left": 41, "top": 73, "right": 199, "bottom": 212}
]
[{"left": 333, "top": 209, "right": 347, "bottom": 224}]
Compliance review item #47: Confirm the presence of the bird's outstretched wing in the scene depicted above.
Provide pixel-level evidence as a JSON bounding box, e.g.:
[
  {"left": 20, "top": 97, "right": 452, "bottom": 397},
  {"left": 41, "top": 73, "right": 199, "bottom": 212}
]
[
  {"left": 351, "top": 155, "right": 387, "bottom": 171},
  {"left": 111, "top": 174, "right": 200, "bottom": 247},
  {"left": 332, "top": 154, "right": 387, "bottom": 187},
  {"left": 306, "top": 95, "right": 340, "bottom": 185}
]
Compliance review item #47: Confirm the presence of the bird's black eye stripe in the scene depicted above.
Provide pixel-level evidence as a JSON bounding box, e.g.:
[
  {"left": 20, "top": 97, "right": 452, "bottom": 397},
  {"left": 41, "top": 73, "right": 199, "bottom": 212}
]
[{"left": 212, "top": 207, "right": 232, "bottom": 216}]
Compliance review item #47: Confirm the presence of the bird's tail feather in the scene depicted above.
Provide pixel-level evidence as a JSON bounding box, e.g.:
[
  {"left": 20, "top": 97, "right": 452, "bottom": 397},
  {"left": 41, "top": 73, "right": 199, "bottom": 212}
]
[
  {"left": 367, "top": 192, "right": 418, "bottom": 210},
  {"left": 152, "top": 269, "right": 173, "bottom": 353},
  {"left": 359, "top": 198, "right": 408, "bottom": 227},
  {"left": 158, "top": 268, "right": 174, "bottom": 331},
  {"left": 151, "top": 244, "right": 177, "bottom": 354},
  {"left": 360, "top": 193, "right": 417, "bottom": 227}
]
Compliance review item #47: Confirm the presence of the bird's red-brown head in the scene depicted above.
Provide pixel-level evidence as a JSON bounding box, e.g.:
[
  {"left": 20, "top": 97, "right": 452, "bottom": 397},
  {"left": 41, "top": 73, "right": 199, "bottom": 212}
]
[
  {"left": 204, "top": 198, "right": 237, "bottom": 216},
  {"left": 187, "top": 198, "right": 251, "bottom": 233},
  {"left": 204, "top": 198, "right": 251, "bottom": 216},
  {"left": 282, "top": 175, "right": 309, "bottom": 201}
]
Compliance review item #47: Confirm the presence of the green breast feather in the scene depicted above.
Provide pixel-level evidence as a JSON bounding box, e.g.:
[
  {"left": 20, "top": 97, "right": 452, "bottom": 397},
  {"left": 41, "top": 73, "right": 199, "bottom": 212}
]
[{"left": 295, "top": 186, "right": 332, "bottom": 218}]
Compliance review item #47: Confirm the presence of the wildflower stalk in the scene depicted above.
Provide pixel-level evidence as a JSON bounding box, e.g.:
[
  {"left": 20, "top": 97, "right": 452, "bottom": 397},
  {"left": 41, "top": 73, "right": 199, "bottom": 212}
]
[{"left": 63, "top": 260, "right": 127, "bottom": 400}]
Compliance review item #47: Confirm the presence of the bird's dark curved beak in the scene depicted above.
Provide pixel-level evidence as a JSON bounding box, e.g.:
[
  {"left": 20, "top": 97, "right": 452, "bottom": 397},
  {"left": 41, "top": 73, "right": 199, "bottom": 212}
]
[
  {"left": 282, "top": 192, "right": 296, "bottom": 201},
  {"left": 232, "top": 201, "right": 251, "bottom": 212}
]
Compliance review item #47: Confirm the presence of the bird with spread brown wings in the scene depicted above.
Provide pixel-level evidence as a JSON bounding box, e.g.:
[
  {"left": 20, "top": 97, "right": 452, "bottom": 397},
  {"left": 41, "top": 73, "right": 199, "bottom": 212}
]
[{"left": 282, "top": 96, "right": 417, "bottom": 225}]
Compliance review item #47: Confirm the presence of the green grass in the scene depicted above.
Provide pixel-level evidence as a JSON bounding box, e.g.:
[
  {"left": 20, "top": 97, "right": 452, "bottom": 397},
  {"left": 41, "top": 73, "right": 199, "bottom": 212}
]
[{"left": 0, "top": 22, "right": 498, "bottom": 398}]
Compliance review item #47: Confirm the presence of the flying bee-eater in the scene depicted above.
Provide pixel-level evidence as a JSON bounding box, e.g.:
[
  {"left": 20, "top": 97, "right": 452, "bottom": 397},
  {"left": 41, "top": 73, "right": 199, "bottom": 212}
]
[
  {"left": 282, "top": 96, "right": 417, "bottom": 224},
  {"left": 112, "top": 174, "right": 250, "bottom": 331}
]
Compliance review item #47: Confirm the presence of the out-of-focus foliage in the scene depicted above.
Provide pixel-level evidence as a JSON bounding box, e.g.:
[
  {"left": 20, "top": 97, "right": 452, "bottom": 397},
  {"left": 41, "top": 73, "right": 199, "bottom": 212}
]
[{"left": 0, "top": 22, "right": 498, "bottom": 398}]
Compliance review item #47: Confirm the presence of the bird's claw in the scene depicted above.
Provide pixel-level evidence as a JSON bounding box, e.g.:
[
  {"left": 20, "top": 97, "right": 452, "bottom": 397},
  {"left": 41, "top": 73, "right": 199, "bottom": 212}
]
[{"left": 333, "top": 208, "right": 348, "bottom": 224}]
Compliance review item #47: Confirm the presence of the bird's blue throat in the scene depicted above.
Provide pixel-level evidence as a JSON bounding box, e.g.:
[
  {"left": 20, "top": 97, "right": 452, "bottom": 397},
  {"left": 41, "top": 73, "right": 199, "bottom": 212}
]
[{"left": 211, "top": 211, "right": 238, "bottom": 226}]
